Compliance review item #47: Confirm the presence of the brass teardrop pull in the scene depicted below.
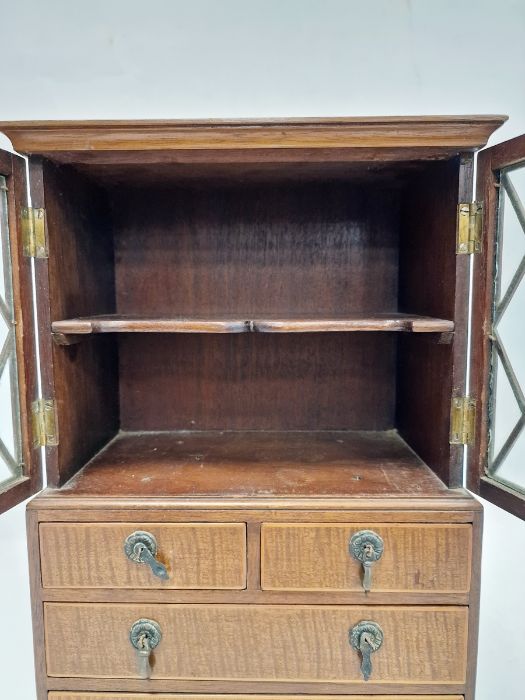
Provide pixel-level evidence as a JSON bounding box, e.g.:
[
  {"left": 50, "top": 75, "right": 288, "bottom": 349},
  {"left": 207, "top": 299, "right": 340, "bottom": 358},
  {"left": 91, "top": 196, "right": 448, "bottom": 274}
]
[
  {"left": 124, "top": 531, "right": 169, "bottom": 580},
  {"left": 129, "top": 618, "right": 162, "bottom": 679},
  {"left": 349, "top": 620, "right": 384, "bottom": 681},
  {"left": 349, "top": 530, "right": 384, "bottom": 592}
]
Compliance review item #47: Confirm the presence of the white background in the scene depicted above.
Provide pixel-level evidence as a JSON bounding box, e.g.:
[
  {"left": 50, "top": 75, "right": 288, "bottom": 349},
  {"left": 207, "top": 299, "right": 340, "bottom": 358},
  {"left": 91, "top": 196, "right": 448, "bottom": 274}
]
[{"left": 1, "top": 1, "right": 525, "bottom": 697}]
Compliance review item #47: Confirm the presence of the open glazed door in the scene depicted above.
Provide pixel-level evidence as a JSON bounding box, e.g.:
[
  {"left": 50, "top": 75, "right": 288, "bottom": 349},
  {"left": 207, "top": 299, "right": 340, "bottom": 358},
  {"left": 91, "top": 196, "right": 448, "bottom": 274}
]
[
  {"left": 0, "top": 149, "right": 40, "bottom": 514},
  {"left": 470, "top": 135, "right": 525, "bottom": 519}
]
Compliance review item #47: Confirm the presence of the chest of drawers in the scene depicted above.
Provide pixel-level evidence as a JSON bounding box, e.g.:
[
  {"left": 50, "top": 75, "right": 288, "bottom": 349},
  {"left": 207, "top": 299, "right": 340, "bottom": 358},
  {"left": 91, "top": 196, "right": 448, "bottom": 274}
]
[
  {"left": 0, "top": 117, "right": 524, "bottom": 699},
  {"left": 27, "top": 494, "right": 481, "bottom": 698}
]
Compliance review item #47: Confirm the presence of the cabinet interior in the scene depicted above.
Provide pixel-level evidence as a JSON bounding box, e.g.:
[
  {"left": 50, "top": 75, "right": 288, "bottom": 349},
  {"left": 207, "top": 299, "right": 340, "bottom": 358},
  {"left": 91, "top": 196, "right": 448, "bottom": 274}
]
[{"left": 39, "top": 154, "right": 464, "bottom": 493}]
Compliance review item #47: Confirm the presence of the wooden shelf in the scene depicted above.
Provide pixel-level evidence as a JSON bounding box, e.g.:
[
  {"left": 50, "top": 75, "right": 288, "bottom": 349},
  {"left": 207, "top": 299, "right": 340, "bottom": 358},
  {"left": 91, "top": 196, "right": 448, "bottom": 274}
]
[
  {"left": 51, "top": 313, "right": 454, "bottom": 337},
  {"left": 57, "top": 430, "right": 449, "bottom": 499}
]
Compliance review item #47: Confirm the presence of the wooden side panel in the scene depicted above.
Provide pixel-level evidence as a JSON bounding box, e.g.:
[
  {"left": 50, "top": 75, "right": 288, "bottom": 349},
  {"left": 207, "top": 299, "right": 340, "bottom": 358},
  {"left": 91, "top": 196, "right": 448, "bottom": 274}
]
[
  {"left": 396, "top": 156, "right": 472, "bottom": 486},
  {"left": 40, "top": 523, "right": 246, "bottom": 589},
  {"left": 0, "top": 149, "right": 41, "bottom": 513},
  {"left": 119, "top": 333, "right": 396, "bottom": 431},
  {"left": 261, "top": 523, "right": 471, "bottom": 593},
  {"left": 30, "top": 159, "right": 119, "bottom": 486},
  {"left": 44, "top": 603, "right": 468, "bottom": 684}
]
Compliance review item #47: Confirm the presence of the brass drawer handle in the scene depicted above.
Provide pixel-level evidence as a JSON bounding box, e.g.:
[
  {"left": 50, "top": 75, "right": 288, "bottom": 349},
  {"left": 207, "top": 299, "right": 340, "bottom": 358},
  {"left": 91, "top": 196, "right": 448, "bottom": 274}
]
[
  {"left": 124, "top": 531, "right": 169, "bottom": 580},
  {"left": 350, "top": 620, "right": 383, "bottom": 681},
  {"left": 349, "top": 529, "right": 384, "bottom": 592},
  {"left": 130, "top": 618, "right": 162, "bottom": 679}
]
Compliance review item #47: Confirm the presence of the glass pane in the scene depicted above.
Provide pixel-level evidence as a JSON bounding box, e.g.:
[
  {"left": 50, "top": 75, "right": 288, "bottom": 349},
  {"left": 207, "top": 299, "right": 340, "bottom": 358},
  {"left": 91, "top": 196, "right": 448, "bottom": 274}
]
[
  {"left": 496, "top": 274, "right": 525, "bottom": 389},
  {"left": 488, "top": 163, "right": 525, "bottom": 494},
  {"left": 507, "top": 165, "right": 525, "bottom": 201},
  {"left": 498, "top": 191, "right": 525, "bottom": 297},
  {"left": 493, "top": 427, "right": 525, "bottom": 492},
  {"left": 491, "top": 353, "right": 522, "bottom": 458},
  {"left": 0, "top": 175, "right": 23, "bottom": 488}
]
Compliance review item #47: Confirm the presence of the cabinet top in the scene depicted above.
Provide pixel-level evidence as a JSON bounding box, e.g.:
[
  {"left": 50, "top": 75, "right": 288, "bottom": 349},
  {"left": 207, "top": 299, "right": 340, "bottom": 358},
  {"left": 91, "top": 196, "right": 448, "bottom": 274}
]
[{"left": 0, "top": 115, "right": 507, "bottom": 154}]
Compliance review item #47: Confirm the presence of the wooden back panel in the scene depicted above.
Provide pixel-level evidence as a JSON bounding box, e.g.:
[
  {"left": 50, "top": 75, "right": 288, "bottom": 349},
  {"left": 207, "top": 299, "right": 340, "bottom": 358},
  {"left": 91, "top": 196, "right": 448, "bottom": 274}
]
[
  {"left": 118, "top": 333, "right": 396, "bottom": 431},
  {"left": 112, "top": 181, "right": 401, "bottom": 316}
]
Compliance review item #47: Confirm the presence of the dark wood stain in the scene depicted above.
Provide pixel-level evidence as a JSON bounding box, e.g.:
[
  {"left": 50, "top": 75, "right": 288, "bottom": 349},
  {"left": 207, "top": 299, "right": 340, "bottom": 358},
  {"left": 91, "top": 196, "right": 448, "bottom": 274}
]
[
  {"left": 112, "top": 181, "right": 400, "bottom": 316},
  {"left": 59, "top": 430, "right": 448, "bottom": 498},
  {"left": 396, "top": 158, "right": 469, "bottom": 486},
  {"left": 119, "top": 332, "right": 396, "bottom": 431},
  {"left": 36, "top": 161, "right": 120, "bottom": 486}
]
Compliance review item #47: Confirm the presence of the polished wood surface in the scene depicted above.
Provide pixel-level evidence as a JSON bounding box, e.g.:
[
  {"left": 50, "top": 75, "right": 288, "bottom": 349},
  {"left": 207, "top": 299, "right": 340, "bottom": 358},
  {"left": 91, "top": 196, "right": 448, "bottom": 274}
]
[
  {"left": 52, "top": 313, "right": 454, "bottom": 335},
  {"left": 261, "top": 523, "right": 471, "bottom": 593},
  {"left": 29, "top": 497, "right": 480, "bottom": 516},
  {"left": 40, "top": 523, "right": 246, "bottom": 589},
  {"left": 0, "top": 115, "right": 506, "bottom": 153},
  {"left": 44, "top": 603, "right": 468, "bottom": 684},
  {"left": 57, "top": 430, "right": 448, "bottom": 498}
]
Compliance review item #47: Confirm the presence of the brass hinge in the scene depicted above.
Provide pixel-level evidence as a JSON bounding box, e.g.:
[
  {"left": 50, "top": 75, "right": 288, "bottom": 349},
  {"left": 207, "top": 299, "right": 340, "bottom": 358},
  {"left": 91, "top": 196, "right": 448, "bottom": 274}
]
[
  {"left": 31, "top": 399, "right": 59, "bottom": 448},
  {"left": 22, "top": 207, "right": 48, "bottom": 258},
  {"left": 450, "top": 396, "right": 477, "bottom": 445},
  {"left": 457, "top": 201, "right": 483, "bottom": 254}
]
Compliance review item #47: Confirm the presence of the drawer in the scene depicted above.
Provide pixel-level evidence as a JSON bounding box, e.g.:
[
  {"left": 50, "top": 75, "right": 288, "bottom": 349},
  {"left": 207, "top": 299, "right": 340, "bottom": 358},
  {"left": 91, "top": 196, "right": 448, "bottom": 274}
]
[
  {"left": 44, "top": 603, "right": 468, "bottom": 685},
  {"left": 261, "top": 523, "right": 471, "bottom": 592},
  {"left": 39, "top": 523, "right": 246, "bottom": 589},
  {"left": 49, "top": 695, "right": 464, "bottom": 700}
]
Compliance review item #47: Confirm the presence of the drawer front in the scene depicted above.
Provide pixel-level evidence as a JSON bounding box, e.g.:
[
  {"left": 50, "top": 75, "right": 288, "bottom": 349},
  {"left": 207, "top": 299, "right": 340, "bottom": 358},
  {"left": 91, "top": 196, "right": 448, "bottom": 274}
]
[
  {"left": 44, "top": 603, "right": 468, "bottom": 684},
  {"left": 40, "top": 523, "right": 246, "bottom": 589},
  {"left": 49, "top": 695, "right": 464, "bottom": 700},
  {"left": 261, "top": 523, "right": 471, "bottom": 592}
]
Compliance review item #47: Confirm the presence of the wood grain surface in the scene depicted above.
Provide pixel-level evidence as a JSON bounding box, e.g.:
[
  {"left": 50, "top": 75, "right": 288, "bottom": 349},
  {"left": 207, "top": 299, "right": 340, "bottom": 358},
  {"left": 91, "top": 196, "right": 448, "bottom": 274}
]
[
  {"left": 396, "top": 156, "right": 470, "bottom": 488},
  {"left": 118, "top": 334, "right": 397, "bottom": 432},
  {"left": 31, "top": 159, "right": 119, "bottom": 487},
  {"left": 57, "top": 430, "right": 449, "bottom": 498},
  {"left": 51, "top": 313, "right": 454, "bottom": 335},
  {"left": 261, "top": 523, "right": 471, "bottom": 592},
  {"left": 0, "top": 115, "right": 506, "bottom": 152},
  {"left": 112, "top": 182, "right": 400, "bottom": 318},
  {"left": 44, "top": 603, "right": 468, "bottom": 684},
  {"left": 39, "top": 523, "right": 246, "bottom": 589}
]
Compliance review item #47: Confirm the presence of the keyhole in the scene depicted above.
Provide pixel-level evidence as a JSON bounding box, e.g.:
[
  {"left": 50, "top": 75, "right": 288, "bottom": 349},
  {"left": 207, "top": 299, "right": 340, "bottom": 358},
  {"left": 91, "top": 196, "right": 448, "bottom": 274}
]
[{"left": 363, "top": 543, "right": 374, "bottom": 559}]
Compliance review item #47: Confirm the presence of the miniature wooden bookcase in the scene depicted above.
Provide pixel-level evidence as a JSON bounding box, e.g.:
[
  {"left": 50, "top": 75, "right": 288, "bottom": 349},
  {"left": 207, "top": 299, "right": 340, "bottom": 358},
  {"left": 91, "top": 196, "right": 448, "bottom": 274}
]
[{"left": 0, "top": 116, "right": 524, "bottom": 700}]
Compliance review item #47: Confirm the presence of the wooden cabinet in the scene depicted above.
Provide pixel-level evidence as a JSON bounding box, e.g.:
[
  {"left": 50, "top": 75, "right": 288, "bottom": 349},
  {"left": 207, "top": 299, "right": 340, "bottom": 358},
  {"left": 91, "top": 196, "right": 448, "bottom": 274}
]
[{"left": 0, "top": 116, "right": 524, "bottom": 699}]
